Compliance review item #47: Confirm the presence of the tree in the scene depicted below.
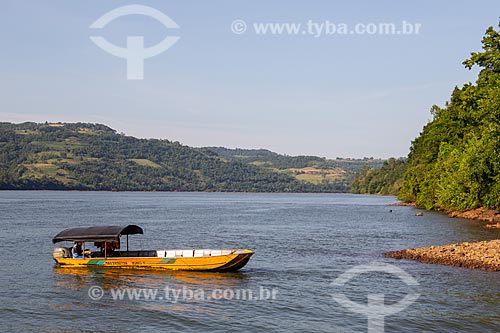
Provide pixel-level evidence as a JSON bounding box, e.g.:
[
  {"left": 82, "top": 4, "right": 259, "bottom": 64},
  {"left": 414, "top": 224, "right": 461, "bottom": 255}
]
[{"left": 398, "top": 22, "right": 500, "bottom": 211}]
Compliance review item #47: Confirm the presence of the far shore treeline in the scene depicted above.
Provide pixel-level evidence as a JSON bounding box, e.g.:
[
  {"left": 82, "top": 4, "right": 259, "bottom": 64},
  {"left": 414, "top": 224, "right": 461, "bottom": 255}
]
[
  {"left": 0, "top": 122, "right": 383, "bottom": 192},
  {"left": 352, "top": 22, "right": 500, "bottom": 212}
]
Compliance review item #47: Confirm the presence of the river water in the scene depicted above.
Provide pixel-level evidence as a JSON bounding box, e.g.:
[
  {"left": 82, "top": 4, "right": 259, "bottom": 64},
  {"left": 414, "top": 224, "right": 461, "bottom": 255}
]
[{"left": 0, "top": 192, "right": 499, "bottom": 332}]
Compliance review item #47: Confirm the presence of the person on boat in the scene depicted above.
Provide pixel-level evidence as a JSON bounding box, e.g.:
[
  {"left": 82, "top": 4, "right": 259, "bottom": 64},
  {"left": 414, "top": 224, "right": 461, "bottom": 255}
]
[
  {"left": 104, "top": 242, "right": 113, "bottom": 256},
  {"left": 72, "top": 241, "right": 84, "bottom": 258},
  {"left": 105, "top": 240, "right": 120, "bottom": 256},
  {"left": 94, "top": 241, "right": 120, "bottom": 257}
]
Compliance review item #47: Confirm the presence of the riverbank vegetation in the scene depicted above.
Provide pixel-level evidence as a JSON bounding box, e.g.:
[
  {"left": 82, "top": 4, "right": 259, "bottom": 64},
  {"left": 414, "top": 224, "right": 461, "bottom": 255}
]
[
  {"left": 350, "top": 158, "right": 406, "bottom": 195},
  {"left": 398, "top": 22, "right": 500, "bottom": 211},
  {"left": 352, "top": 23, "right": 500, "bottom": 212}
]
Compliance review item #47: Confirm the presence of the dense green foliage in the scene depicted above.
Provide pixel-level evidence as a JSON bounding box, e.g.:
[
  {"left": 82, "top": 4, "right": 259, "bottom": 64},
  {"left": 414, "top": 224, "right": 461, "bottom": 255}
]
[
  {"left": 351, "top": 158, "right": 406, "bottom": 195},
  {"left": 398, "top": 23, "right": 500, "bottom": 211},
  {"left": 0, "top": 122, "right": 352, "bottom": 192}
]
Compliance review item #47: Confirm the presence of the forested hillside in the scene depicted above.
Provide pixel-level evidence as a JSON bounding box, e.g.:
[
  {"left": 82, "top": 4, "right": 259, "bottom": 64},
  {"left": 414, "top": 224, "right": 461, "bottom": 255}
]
[
  {"left": 351, "top": 158, "right": 406, "bottom": 196},
  {"left": 204, "top": 147, "right": 384, "bottom": 189},
  {"left": 0, "top": 122, "right": 350, "bottom": 192},
  {"left": 398, "top": 23, "right": 500, "bottom": 211}
]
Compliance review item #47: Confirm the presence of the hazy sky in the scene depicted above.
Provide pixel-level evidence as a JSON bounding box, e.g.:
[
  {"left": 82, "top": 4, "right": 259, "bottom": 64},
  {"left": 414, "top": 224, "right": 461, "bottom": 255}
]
[{"left": 1, "top": 1, "right": 499, "bottom": 158}]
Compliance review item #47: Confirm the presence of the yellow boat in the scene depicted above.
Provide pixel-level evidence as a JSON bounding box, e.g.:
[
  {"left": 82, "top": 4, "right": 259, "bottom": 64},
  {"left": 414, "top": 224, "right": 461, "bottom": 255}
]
[{"left": 52, "top": 225, "right": 254, "bottom": 272}]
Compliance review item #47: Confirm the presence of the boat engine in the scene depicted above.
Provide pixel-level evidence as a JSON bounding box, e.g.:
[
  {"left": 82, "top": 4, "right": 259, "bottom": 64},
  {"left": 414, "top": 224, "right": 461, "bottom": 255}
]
[{"left": 53, "top": 247, "right": 71, "bottom": 259}]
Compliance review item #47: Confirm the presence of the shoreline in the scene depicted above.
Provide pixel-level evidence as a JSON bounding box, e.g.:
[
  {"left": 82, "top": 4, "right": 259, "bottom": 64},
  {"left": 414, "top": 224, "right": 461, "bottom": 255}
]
[
  {"left": 447, "top": 208, "right": 500, "bottom": 224},
  {"left": 387, "top": 203, "right": 500, "bottom": 270},
  {"left": 393, "top": 201, "right": 500, "bottom": 226},
  {"left": 0, "top": 190, "right": 384, "bottom": 197},
  {"left": 390, "top": 201, "right": 416, "bottom": 207}
]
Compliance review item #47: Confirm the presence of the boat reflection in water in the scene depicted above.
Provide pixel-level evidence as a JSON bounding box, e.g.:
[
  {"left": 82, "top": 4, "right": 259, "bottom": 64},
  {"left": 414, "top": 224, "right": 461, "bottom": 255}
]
[
  {"left": 52, "top": 266, "right": 254, "bottom": 315},
  {"left": 53, "top": 266, "right": 250, "bottom": 290}
]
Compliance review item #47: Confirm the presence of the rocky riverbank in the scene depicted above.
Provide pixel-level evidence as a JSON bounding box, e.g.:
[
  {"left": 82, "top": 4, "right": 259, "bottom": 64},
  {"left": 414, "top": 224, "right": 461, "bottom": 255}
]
[
  {"left": 447, "top": 208, "right": 500, "bottom": 223},
  {"left": 385, "top": 240, "right": 500, "bottom": 271}
]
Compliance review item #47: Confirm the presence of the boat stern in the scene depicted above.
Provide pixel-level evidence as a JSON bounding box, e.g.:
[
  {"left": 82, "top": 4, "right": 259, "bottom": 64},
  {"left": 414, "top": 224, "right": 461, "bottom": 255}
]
[{"left": 53, "top": 247, "right": 71, "bottom": 263}]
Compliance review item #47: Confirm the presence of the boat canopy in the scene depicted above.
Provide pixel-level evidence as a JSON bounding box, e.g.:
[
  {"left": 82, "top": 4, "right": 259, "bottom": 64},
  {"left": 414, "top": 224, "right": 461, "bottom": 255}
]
[{"left": 52, "top": 225, "right": 143, "bottom": 244}]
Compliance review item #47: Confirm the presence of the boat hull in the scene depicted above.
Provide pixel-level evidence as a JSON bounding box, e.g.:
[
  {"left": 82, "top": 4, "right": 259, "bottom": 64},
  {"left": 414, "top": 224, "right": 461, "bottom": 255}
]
[{"left": 54, "top": 249, "right": 254, "bottom": 272}]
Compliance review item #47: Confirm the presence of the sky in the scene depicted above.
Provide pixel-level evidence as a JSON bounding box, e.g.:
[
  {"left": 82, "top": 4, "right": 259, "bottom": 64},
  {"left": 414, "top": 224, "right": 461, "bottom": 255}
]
[{"left": 1, "top": 0, "right": 499, "bottom": 158}]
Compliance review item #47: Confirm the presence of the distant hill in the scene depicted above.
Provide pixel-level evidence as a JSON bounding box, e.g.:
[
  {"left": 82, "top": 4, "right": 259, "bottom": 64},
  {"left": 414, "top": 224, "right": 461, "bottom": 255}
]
[
  {"left": 0, "top": 122, "right": 379, "bottom": 192},
  {"left": 203, "top": 147, "right": 385, "bottom": 187},
  {"left": 202, "top": 147, "right": 325, "bottom": 168}
]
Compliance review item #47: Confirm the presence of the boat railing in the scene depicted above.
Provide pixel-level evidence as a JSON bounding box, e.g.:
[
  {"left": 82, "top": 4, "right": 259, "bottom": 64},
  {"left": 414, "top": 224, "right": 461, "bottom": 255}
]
[
  {"left": 156, "top": 249, "right": 235, "bottom": 258},
  {"left": 114, "top": 250, "right": 157, "bottom": 257},
  {"left": 56, "top": 248, "right": 239, "bottom": 259}
]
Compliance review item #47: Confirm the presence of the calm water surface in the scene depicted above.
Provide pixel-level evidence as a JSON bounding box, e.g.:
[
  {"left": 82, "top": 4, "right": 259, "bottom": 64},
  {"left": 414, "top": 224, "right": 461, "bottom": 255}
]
[{"left": 1, "top": 192, "right": 500, "bottom": 332}]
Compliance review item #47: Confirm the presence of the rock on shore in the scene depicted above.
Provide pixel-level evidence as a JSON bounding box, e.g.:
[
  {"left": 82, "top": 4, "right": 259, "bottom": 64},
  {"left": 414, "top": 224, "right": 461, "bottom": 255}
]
[{"left": 385, "top": 240, "right": 500, "bottom": 271}]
